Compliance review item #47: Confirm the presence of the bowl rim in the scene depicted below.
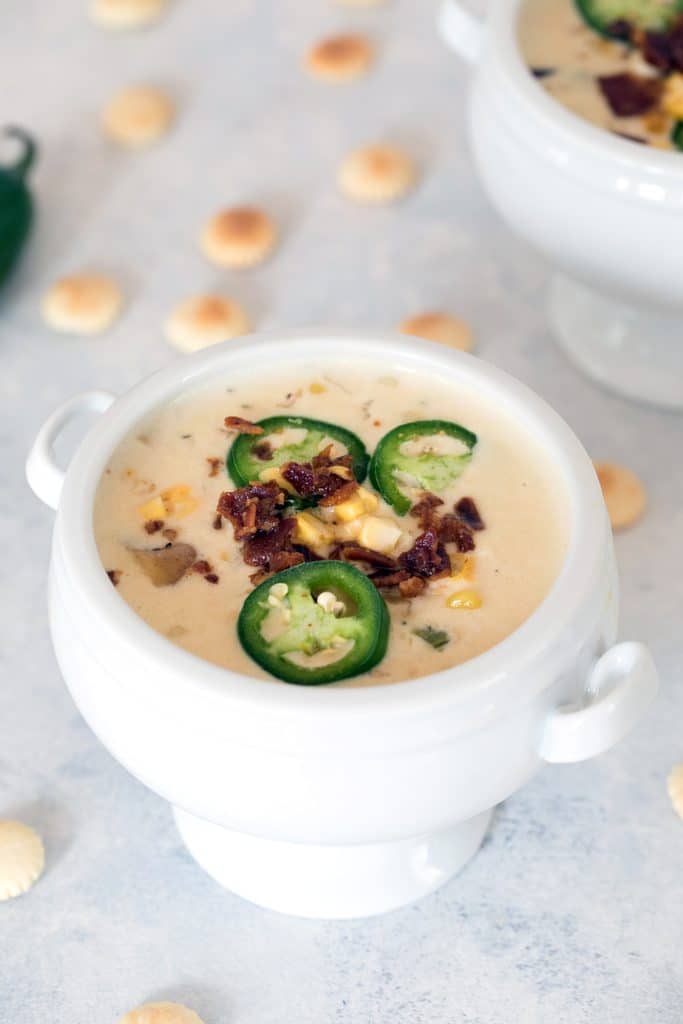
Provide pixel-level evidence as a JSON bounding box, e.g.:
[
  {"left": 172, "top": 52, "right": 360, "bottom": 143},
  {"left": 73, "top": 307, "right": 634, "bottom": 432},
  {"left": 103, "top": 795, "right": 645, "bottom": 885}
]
[
  {"left": 487, "top": 0, "right": 683, "bottom": 183},
  {"left": 54, "top": 329, "right": 608, "bottom": 717}
]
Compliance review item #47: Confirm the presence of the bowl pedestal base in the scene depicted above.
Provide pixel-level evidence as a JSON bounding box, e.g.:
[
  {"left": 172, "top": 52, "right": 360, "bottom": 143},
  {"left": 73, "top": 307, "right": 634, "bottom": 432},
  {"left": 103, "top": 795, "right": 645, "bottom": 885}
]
[
  {"left": 548, "top": 274, "right": 683, "bottom": 411},
  {"left": 173, "top": 806, "right": 493, "bottom": 919}
]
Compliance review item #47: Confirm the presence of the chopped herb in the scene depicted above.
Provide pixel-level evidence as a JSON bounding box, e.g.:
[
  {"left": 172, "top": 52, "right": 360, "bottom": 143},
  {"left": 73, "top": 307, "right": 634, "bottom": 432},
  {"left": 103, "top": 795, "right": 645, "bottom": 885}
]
[{"left": 414, "top": 626, "right": 450, "bottom": 651}]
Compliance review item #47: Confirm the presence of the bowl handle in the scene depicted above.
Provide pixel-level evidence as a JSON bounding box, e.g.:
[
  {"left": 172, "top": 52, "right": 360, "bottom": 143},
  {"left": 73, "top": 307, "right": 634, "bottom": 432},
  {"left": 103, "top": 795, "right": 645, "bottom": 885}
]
[
  {"left": 539, "top": 642, "right": 658, "bottom": 764},
  {"left": 26, "top": 390, "right": 115, "bottom": 511},
  {"left": 437, "top": 0, "right": 484, "bottom": 63}
]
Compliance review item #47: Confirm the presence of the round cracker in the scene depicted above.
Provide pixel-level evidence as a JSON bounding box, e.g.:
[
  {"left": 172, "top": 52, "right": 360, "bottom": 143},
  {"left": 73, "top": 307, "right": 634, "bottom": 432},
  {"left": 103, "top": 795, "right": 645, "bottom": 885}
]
[
  {"left": 399, "top": 312, "right": 473, "bottom": 353},
  {"left": 103, "top": 86, "right": 174, "bottom": 147},
  {"left": 306, "top": 34, "right": 374, "bottom": 82},
  {"left": 201, "top": 206, "right": 277, "bottom": 268},
  {"left": 594, "top": 462, "right": 646, "bottom": 531},
  {"left": 90, "top": 0, "right": 167, "bottom": 29},
  {"left": 667, "top": 763, "right": 683, "bottom": 821},
  {"left": 165, "top": 294, "right": 249, "bottom": 352},
  {"left": 119, "top": 1003, "right": 205, "bottom": 1024},
  {"left": 0, "top": 820, "right": 45, "bottom": 901},
  {"left": 338, "top": 144, "right": 416, "bottom": 204},
  {"left": 42, "top": 274, "right": 123, "bottom": 336}
]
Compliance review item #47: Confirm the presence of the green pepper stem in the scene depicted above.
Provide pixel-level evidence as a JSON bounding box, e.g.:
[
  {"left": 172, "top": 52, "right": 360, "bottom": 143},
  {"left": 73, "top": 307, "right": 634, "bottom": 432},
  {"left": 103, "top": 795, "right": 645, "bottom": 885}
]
[{"left": 3, "top": 127, "right": 37, "bottom": 180}]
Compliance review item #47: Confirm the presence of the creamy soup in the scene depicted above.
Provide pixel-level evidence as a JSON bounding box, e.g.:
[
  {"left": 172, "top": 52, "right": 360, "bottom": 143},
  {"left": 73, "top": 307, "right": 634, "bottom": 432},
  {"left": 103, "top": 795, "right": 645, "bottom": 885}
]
[
  {"left": 94, "top": 366, "right": 569, "bottom": 687},
  {"left": 519, "top": 0, "right": 683, "bottom": 150}
]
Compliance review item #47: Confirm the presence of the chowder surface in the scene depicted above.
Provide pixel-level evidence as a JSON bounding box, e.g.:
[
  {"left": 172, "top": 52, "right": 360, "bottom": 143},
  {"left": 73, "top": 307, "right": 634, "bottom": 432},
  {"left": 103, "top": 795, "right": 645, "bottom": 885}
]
[
  {"left": 93, "top": 365, "right": 569, "bottom": 686},
  {"left": 519, "top": 0, "right": 675, "bottom": 149}
]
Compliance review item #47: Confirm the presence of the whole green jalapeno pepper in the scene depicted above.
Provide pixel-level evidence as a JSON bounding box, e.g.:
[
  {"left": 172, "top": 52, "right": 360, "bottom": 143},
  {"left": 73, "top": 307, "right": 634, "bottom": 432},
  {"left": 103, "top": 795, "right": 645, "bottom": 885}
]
[{"left": 0, "top": 127, "right": 36, "bottom": 288}]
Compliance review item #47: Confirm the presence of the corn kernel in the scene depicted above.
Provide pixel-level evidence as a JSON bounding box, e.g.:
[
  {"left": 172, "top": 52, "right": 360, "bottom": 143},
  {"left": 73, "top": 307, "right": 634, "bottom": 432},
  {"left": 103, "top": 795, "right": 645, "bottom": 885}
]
[
  {"left": 334, "top": 492, "right": 367, "bottom": 522},
  {"left": 161, "top": 484, "right": 191, "bottom": 502},
  {"left": 157, "top": 484, "right": 198, "bottom": 519},
  {"left": 663, "top": 73, "right": 683, "bottom": 118},
  {"left": 309, "top": 381, "right": 326, "bottom": 394},
  {"left": 137, "top": 495, "right": 167, "bottom": 520},
  {"left": 357, "top": 516, "right": 403, "bottom": 554},
  {"left": 294, "top": 512, "right": 333, "bottom": 547},
  {"left": 334, "top": 519, "right": 363, "bottom": 542},
  {"left": 259, "top": 466, "right": 297, "bottom": 494},
  {"left": 358, "top": 486, "right": 379, "bottom": 513},
  {"left": 446, "top": 589, "right": 482, "bottom": 610}
]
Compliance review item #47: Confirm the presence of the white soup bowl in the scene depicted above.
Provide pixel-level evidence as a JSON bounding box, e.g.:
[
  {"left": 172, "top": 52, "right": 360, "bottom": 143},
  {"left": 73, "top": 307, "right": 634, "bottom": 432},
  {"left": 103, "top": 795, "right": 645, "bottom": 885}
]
[
  {"left": 26, "top": 331, "right": 658, "bottom": 918},
  {"left": 439, "top": 0, "right": 683, "bottom": 410}
]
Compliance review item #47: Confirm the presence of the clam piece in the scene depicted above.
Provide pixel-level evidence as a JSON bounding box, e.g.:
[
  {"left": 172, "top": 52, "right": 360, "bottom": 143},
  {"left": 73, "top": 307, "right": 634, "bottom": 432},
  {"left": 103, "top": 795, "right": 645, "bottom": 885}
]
[{"left": 129, "top": 542, "right": 196, "bottom": 586}]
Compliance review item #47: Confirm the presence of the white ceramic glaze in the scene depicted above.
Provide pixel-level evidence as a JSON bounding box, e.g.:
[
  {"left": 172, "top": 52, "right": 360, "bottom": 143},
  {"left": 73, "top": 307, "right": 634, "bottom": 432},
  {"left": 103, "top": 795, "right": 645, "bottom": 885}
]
[
  {"left": 439, "top": 0, "right": 683, "bottom": 410},
  {"left": 26, "top": 331, "right": 658, "bottom": 918}
]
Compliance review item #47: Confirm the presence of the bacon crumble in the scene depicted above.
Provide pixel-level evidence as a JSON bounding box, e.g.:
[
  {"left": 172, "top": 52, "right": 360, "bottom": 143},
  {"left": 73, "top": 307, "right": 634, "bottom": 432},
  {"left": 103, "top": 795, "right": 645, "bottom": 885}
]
[
  {"left": 144, "top": 519, "right": 164, "bottom": 534},
  {"left": 224, "top": 415, "right": 264, "bottom": 435},
  {"left": 282, "top": 447, "right": 358, "bottom": 506},
  {"left": 438, "top": 515, "right": 475, "bottom": 552},
  {"left": 207, "top": 457, "right": 222, "bottom": 477},
  {"left": 253, "top": 440, "right": 273, "bottom": 461},
  {"left": 454, "top": 496, "right": 485, "bottom": 531},
  {"left": 399, "top": 528, "right": 451, "bottom": 580},
  {"left": 598, "top": 72, "right": 662, "bottom": 117},
  {"left": 217, "top": 480, "right": 285, "bottom": 540}
]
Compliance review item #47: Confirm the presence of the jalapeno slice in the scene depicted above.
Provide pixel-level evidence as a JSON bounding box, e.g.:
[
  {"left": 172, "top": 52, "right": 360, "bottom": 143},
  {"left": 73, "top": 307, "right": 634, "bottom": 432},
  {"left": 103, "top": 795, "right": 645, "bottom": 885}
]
[
  {"left": 574, "top": 0, "right": 683, "bottom": 35},
  {"left": 227, "top": 415, "right": 369, "bottom": 490},
  {"left": 238, "top": 561, "right": 389, "bottom": 685},
  {"left": 369, "top": 419, "right": 477, "bottom": 516}
]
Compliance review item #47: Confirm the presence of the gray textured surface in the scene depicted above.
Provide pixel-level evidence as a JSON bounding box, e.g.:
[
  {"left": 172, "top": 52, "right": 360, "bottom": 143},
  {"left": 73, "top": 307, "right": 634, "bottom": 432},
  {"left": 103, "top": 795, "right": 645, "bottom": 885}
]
[{"left": 1, "top": 2, "right": 682, "bottom": 1022}]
